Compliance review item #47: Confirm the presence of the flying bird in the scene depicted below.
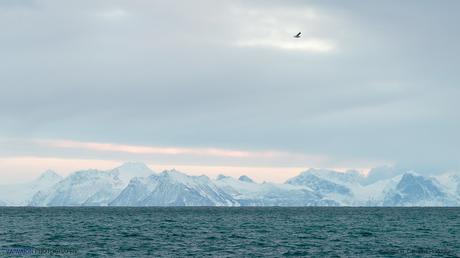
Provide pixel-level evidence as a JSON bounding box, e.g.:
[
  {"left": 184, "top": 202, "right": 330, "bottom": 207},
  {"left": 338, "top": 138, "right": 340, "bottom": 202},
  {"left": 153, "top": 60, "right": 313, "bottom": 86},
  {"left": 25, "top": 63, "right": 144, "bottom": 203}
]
[{"left": 294, "top": 32, "right": 301, "bottom": 38}]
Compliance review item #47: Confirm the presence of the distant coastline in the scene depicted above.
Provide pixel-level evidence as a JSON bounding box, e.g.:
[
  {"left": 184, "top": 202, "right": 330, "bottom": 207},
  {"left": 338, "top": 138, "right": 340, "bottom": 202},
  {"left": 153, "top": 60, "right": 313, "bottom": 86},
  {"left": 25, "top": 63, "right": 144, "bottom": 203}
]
[{"left": 1, "top": 162, "right": 459, "bottom": 207}]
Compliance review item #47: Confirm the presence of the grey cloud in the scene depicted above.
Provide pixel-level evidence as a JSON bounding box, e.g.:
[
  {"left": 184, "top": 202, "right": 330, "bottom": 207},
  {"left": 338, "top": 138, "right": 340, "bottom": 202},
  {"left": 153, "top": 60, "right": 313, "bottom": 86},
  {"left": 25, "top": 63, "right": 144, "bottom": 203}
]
[{"left": 0, "top": 0, "right": 459, "bottom": 170}]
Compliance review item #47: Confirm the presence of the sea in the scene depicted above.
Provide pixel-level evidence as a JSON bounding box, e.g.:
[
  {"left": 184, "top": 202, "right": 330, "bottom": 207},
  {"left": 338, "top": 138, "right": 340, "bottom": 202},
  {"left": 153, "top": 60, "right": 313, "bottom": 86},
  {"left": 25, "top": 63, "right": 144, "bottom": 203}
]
[{"left": 0, "top": 207, "right": 459, "bottom": 257}]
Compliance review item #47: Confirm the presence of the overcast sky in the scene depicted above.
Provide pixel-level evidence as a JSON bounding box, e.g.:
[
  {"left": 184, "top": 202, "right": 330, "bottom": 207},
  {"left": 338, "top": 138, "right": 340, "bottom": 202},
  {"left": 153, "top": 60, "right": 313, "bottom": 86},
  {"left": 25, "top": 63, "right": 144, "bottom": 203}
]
[{"left": 0, "top": 0, "right": 459, "bottom": 182}]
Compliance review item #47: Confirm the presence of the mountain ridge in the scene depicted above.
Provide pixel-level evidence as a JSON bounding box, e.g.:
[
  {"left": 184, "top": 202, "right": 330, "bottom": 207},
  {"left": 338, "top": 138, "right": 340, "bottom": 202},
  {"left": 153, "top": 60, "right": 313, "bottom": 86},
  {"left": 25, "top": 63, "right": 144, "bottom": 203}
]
[{"left": 1, "top": 162, "right": 459, "bottom": 207}]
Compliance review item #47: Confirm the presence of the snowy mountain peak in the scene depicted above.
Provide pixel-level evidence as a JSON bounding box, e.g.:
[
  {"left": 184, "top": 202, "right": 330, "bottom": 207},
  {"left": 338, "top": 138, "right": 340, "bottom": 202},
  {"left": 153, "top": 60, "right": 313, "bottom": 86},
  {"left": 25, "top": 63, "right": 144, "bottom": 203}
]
[
  {"left": 198, "top": 175, "right": 210, "bottom": 180},
  {"left": 402, "top": 171, "right": 419, "bottom": 177},
  {"left": 114, "top": 162, "right": 153, "bottom": 173},
  {"left": 30, "top": 168, "right": 125, "bottom": 206},
  {"left": 382, "top": 172, "right": 455, "bottom": 206},
  {"left": 216, "top": 174, "right": 230, "bottom": 180},
  {"left": 160, "top": 168, "right": 185, "bottom": 175},
  {"left": 158, "top": 170, "right": 212, "bottom": 186},
  {"left": 110, "top": 162, "right": 154, "bottom": 183},
  {"left": 286, "top": 170, "right": 353, "bottom": 198},
  {"left": 112, "top": 168, "right": 239, "bottom": 206},
  {"left": 35, "top": 170, "right": 62, "bottom": 183},
  {"left": 398, "top": 172, "right": 436, "bottom": 188},
  {"left": 160, "top": 169, "right": 198, "bottom": 184},
  {"left": 238, "top": 175, "right": 254, "bottom": 183},
  {"left": 364, "top": 166, "right": 407, "bottom": 185},
  {"left": 301, "top": 168, "right": 339, "bottom": 175},
  {"left": 2, "top": 165, "right": 460, "bottom": 207}
]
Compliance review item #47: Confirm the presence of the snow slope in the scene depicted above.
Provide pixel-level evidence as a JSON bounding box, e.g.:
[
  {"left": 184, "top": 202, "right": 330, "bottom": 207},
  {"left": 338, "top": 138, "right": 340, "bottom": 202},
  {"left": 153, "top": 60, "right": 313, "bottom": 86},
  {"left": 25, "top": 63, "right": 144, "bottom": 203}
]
[
  {"left": 112, "top": 170, "right": 238, "bottom": 206},
  {"left": 1, "top": 163, "right": 459, "bottom": 206},
  {"left": 0, "top": 170, "right": 62, "bottom": 206}
]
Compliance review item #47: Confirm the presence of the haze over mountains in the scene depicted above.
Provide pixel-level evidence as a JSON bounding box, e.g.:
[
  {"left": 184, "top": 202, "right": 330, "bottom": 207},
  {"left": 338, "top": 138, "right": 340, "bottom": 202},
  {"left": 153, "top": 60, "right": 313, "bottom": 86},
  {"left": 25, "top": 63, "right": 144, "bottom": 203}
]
[{"left": 1, "top": 162, "right": 459, "bottom": 207}]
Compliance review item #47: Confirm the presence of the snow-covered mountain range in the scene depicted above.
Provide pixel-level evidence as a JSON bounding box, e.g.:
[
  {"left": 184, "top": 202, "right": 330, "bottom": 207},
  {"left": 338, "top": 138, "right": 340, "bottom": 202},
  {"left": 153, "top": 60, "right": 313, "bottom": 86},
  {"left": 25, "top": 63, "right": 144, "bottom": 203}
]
[{"left": 1, "top": 162, "right": 459, "bottom": 206}]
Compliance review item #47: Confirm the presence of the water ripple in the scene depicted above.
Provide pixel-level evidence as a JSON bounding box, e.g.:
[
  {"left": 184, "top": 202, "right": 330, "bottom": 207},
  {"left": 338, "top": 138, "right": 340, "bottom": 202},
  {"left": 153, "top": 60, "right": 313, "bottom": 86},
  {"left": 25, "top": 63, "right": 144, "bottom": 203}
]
[{"left": 0, "top": 207, "right": 459, "bottom": 257}]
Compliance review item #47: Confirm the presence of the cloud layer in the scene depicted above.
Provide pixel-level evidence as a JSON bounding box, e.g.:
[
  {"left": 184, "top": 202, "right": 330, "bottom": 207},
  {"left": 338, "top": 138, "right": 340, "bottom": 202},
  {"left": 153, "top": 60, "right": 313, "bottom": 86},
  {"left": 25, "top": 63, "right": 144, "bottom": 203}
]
[{"left": 0, "top": 0, "right": 459, "bottom": 179}]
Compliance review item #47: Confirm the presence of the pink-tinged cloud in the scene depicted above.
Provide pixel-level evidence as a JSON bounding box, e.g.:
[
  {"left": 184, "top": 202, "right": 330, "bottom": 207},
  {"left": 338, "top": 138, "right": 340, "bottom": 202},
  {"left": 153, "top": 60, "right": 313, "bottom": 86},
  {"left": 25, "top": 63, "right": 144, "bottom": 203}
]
[
  {"left": 0, "top": 156, "right": 306, "bottom": 184},
  {"left": 34, "top": 139, "right": 326, "bottom": 161},
  {"left": 0, "top": 156, "right": 372, "bottom": 184},
  {"left": 0, "top": 156, "right": 122, "bottom": 183}
]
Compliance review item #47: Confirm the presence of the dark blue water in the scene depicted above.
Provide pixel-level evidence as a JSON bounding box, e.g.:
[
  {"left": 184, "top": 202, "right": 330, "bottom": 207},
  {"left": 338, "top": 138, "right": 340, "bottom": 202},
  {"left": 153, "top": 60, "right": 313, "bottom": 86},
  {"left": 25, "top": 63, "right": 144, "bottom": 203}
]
[{"left": 0, "top": 207, "right": 459, "bottom": 257}]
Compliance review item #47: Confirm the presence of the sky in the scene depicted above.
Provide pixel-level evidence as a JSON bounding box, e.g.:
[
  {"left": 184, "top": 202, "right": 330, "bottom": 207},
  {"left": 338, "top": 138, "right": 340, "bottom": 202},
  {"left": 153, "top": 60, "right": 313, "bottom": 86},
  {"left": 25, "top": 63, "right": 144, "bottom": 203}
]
[{"left": 0, "top": 0, "right": 459, "bottom": 183}]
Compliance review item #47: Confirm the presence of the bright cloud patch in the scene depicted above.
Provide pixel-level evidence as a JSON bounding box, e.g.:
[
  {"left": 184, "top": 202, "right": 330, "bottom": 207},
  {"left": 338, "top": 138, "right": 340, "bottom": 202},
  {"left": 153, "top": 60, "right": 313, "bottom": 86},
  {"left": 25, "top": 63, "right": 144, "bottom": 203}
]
[
  {"left": 235, "top": 38, "right": 334, "bottom": 52},
  {"left": 229, "top": 4, "right": 337, "bottom": 53}
]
